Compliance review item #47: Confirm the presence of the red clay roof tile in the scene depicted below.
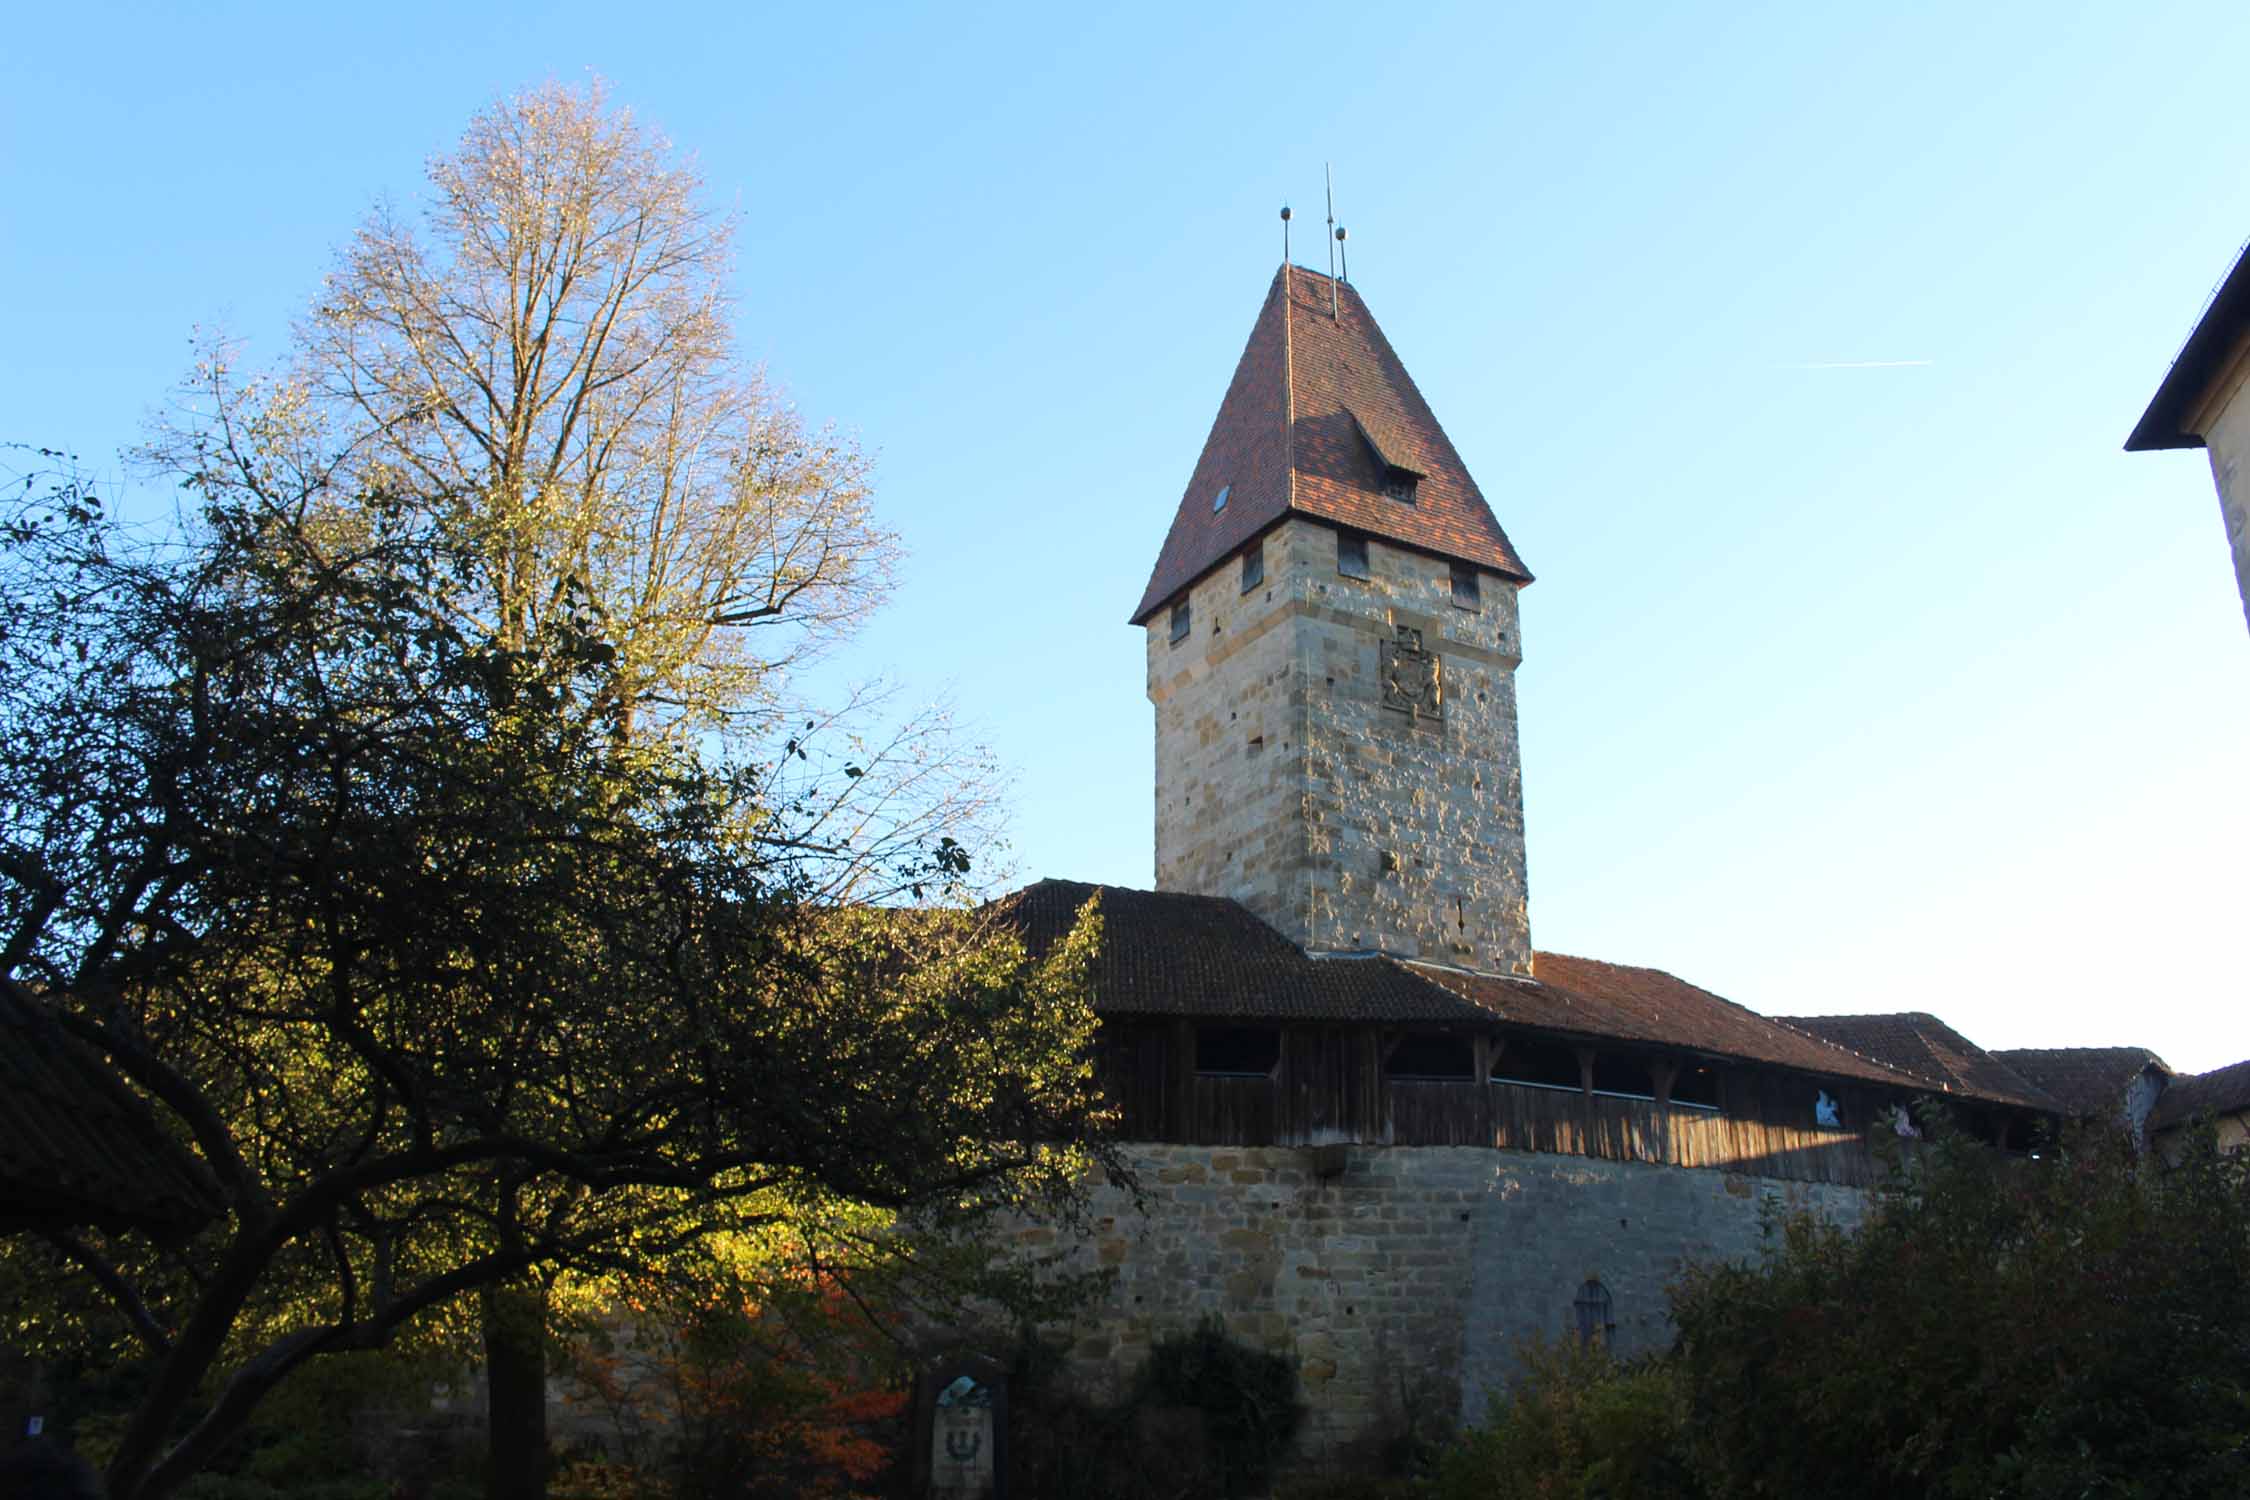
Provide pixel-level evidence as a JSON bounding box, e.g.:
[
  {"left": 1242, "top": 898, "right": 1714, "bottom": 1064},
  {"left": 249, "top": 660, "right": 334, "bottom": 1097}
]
[
  {"left": 1130, "top": 266, "right": 1530, "bottom": 623},
  {"left": 991, "top": 883, "right": 2042, "bottom": 1106},
  {"left": 1992, "top": 1046, "right": 2171, "bottom": 1119},
  {"left": 1776, "top": 1013, "right": 2060, "bottom": 1111},
  {"left": 2152, "top": 1058, "right": 2250, "bottom": 1130}
]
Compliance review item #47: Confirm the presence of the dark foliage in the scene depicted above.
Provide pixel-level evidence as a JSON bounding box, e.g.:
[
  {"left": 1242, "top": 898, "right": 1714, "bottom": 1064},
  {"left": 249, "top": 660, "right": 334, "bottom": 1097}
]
[
  {"left": 1136, "top": 1317, "right": 1306, "bottom": 1497},
  {"left": 0, "top": 448, "right": 1112, "bottom": 1500},
  {"left": 1000, "top": 1320, "right": 1304, "bottom": 1500},
  {"left": 1432, "top": 1336, "right": 1695, "bottom": 1500},
  {"left": 1670, "top": 1121, "right": 2250, "bottom": 1499}
]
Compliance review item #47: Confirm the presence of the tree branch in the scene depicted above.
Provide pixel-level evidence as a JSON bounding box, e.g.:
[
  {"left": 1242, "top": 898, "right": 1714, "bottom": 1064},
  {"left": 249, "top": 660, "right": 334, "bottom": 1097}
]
[{"left": 40, "top": 1230, "right": 171, "bottom": 1356}]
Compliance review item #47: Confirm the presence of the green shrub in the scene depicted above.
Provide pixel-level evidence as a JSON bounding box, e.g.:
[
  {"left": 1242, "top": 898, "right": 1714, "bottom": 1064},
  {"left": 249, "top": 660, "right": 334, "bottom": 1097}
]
[
  {"left": 1432, "top": 1336, "right": 1697, "bottom": 1500},
  {"left": 1671, "top": 1122, "right": 2250, "bottom": 1499},
  {"left": 1002, "top": 1318, "right": 1306, "bottom": 1500},
  {"left": 1273, "top": 1474, "right": 1422, "bottom": 1500},
  {"left": 1136, "top": 1316, "right": 1307, "bottom": 1497}
]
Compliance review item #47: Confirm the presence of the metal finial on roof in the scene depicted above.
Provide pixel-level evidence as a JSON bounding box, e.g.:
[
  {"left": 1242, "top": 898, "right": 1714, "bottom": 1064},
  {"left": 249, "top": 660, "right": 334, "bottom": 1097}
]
[
  {"left": 1280, "top": 204, "right": 1291, "bottom": 264},
  {"left": 1335, "top": 224, "right": 1349, "bottom": 285},
  {"left": 1324, "top": 164, "right": 1340, "bottom": 320}
]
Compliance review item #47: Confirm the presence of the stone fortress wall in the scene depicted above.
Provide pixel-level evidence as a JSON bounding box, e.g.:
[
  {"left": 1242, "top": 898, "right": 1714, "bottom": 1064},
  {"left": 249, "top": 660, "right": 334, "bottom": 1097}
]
[
  {"left": 1150, "top": 519, "right": 1532, "bottom": 975},
  {"left": 1032, "top": 1143, "right": 1865, "bottom": 1463}
]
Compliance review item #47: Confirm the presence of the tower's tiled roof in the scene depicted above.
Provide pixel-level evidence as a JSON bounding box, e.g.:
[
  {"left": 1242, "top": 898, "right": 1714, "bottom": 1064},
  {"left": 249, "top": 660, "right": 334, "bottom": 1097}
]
[
  {"left": 1130, "top": 266, "right": 1531, "bottom": 624},
  {"left": 1776, "top": 1012, "right": 2060, "bottom": 1112},
  {"left": 1992, "top": 1046, "right": 2171, "bottom": 1119}
]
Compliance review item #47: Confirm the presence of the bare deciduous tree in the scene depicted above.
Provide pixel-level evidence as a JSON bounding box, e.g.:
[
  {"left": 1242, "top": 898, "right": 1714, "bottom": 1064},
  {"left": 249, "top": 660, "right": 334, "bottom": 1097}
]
[{"left": 169, "top": 78, "right": 902, "bottom": 743}]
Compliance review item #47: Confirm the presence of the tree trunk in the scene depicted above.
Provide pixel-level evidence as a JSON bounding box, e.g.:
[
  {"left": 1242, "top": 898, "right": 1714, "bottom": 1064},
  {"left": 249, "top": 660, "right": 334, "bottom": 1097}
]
[{"left": 482, "top": 1280, "right": 550, "bottom": 1500}]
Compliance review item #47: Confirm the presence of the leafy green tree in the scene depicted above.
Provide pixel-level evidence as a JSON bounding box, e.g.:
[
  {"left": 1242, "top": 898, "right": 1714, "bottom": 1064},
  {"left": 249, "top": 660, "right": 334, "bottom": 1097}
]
[
  {"left": 1433, "top": 1337, "right": 1695, "bottom": 1500},
  {"left": 160, "top": 78, "right": 904, "bottom": 743},
  {"left": 0, "top": 451, "right": 1112, "bottom": 1500},
  {"left": 1670, "top": 1121, "right": 2250, "bottom": 1498},
  {"left": 134, "top": 80, "right": 1007, "bottom": 1497}
]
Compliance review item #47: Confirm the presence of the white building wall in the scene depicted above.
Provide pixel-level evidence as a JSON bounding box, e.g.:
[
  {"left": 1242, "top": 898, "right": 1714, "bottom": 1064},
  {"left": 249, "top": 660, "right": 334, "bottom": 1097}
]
[{"left": 2190, "top": 333, "right": 2250, "bottom": 636}]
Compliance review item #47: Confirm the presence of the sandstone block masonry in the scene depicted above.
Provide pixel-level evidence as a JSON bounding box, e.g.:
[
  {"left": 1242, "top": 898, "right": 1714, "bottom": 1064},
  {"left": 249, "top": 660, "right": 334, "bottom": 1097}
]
[
  {"left": 1149, "top": 518, "right": 1531, "bottom": 973},
  {"left": 1036, "top": 1143, "right": 1863, "bottom": 1463}
]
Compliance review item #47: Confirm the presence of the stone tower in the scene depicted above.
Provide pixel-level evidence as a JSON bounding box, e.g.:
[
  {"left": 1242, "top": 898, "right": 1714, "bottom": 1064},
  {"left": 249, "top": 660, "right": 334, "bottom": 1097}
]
[{"left": 1132, "top": 265, "right": 1535, "bottom": 975}]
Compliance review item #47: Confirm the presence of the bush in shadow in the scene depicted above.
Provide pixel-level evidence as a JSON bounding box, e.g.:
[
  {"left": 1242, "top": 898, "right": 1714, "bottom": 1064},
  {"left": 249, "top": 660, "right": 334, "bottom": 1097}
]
[
  {"left": 1005, "top": 1317, "right": 1304, "bottom": 1500},
  {"left": 1432, "top": 1337, "right": 1698, "bottom": 1500}
]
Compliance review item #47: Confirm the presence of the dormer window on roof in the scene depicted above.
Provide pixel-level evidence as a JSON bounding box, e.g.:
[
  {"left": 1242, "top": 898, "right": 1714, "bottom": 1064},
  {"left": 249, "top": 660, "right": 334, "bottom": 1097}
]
[
  {"left": 1128, "top": 268, "right": 1532, "bottom": 626},
  {"left": 1352, "top": 409, "right": 1424, "bottom": 505}
]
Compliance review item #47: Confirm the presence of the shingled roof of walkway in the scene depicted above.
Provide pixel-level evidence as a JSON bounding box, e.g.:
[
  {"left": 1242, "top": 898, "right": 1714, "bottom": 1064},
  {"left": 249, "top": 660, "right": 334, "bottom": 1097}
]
[
  {"left": 1993, "top": 1046, "right": 2171, "bottom": 1119},
  {"left": 994, "top": 881, "right": 2043, "bottom": 1107},
  {"left": 1777, "top": 1012, "right": 2061, "bottom": 1112},
  {"left": 2153, "top": 1059, "right": 2250, "bottom": 1131}
]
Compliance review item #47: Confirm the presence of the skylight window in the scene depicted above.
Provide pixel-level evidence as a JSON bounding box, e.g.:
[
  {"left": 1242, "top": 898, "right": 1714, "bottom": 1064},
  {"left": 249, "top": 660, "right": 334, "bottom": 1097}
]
[{"left": 1212, "top": 484, "right": 1231, "bottom": 513}]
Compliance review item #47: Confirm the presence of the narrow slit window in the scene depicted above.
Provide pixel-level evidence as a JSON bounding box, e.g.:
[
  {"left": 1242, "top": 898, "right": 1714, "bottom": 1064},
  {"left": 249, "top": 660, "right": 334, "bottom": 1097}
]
[
  {"left": 1491, "top": 1037, "right": 1583, "bottom": 1092},
  {"left": 1169, "top": 600, "right": 1192, "bottom": 645},
  {"left": 1337, "top": 531, "right": 1370, "bottom": 580},
  {"left": 1451, "top": 562, "right": 1481, "bottom": 611},
  {"left": 1196, "top": 1025, "right": 1280, "bottom": 1078},
  {"left": 1241, "top": 545, "right": 1264, "bottom": 592},
  {"left": 1573, "top": 1280, "right": 1615, "bottom": 1346},
  {"left": 1385, "top": 1034, "right": 1475, "bottom": 1082}
]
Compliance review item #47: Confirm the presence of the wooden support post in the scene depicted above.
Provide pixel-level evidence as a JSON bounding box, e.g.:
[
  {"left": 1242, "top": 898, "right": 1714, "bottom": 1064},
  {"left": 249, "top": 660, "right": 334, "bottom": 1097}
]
[
  {"left": 1651, "top": 1060, "right": 1679, "bottom": 1165},
  {"left": 1651, "top": 1059, "right": 1678, "bottom": 1110},
  {"left": 1171, "top": 1019, "right": 1195, "bottom": 1143},
  {"left": 1574, "top": 1045, "right": 1598, "bottom": 1157},
  {"left": 1472, "top": 1035, "right": 1495, "bottom": 1145}
]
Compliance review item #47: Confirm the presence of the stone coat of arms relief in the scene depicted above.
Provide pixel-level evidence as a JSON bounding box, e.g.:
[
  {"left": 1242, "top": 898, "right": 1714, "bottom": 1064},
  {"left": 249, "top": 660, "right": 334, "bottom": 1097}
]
[{"left": 1380, "top": 624, "right": 1443, "bottom": 721}]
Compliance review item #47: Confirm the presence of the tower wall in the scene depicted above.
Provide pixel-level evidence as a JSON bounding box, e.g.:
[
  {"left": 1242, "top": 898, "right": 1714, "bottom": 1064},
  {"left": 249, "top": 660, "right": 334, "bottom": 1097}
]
[
  {"left": 1147, "top": 522, "right": 1309, "bottom": 934},
  {"left": 1149, "top": 517, "right": 1531, "bottom": 974}
]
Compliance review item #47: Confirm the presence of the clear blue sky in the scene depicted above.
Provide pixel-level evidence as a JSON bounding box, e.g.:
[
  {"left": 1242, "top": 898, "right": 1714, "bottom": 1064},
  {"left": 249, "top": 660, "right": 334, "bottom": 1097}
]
[{"left": 6, "top": 2, "right": 2246, "bottom": 1071}]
